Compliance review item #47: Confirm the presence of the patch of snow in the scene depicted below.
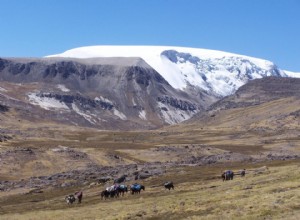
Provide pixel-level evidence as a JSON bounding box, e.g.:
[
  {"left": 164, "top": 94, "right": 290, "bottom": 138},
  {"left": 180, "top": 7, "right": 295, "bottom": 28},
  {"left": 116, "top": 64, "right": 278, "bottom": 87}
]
[
  {"left": 157, "top": 102, "right": 193, "bottom": 124},
  {"left": 113, "top": 108, "right": 127, "bottom": 120},
  {"left": 0, "top": 87, "right": 7, "bottom": 92},
  {"left": 284, "top": 70, "right": 300, "bottom": 78},
  {"left": 0, "top": 92, "right": 20, "bottom": 101},
  {"left": 95, "top": 96, "right": 113, "bottom": 104},
  {"left": 52, "top": 145, "right": 69, "bottom": 152},
  {"left": 71, "top": 103, "right": 96, "bottom": 124},
  {"left": 132, "top": 98, "right": 137, "bottom": 106},
  {"left": 139, "top": 110, "right": 147, "bottom": 120},
  {"left": 28, "top": 93, "right": 69, "bottom": 111},
  {"left": 205, "top": 70, "right": 242, "bottom": 96},
  {"left": 57, "top": 84, "right": 70, "bottom": 92}
]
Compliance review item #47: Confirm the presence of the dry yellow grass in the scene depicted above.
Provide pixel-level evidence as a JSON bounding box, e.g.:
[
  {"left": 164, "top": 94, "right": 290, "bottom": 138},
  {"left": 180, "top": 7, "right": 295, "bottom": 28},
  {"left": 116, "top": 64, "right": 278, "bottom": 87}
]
[{"left": 1, "top": 161, "right": 300, "bottom": 220}]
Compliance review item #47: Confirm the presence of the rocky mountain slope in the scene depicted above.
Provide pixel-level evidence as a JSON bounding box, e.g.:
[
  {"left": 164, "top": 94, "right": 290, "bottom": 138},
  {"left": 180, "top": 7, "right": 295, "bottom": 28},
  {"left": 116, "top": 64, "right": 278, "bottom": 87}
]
[
  {"left": 0, "top": 46, "right": 299, "bottom": 130},
  {"left": 0, "top": 57, "right": 213, "bottom": 130}
]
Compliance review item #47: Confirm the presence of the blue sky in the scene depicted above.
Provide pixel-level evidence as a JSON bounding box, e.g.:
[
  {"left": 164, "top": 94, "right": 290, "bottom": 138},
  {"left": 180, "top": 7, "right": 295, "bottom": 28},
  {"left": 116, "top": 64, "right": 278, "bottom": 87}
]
[{"left": 1, "top": 0, "right": 299, "bottom": 72}]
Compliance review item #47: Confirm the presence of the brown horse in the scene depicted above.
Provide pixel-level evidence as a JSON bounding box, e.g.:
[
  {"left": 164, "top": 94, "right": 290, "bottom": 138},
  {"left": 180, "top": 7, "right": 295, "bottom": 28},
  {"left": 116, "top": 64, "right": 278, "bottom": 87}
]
[
  {"left": 240, "top": 169, "right": 246, "bottom": 177},
  {"left": 74, "top": 191, "right": 83, "bottom": 203}
]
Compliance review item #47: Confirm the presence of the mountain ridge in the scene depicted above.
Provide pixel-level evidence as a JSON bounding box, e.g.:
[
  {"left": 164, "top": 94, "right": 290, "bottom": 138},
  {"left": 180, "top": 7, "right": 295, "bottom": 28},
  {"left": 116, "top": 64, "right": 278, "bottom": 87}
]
[
  {"left": 48, "top": 45, "right": 299, "bottom": 96},
  {"left": 0, "top": 46, "right": 299, "bottom": 130},
  {"left": 0, "top": 57, "right": 210, "bottom": 129}
]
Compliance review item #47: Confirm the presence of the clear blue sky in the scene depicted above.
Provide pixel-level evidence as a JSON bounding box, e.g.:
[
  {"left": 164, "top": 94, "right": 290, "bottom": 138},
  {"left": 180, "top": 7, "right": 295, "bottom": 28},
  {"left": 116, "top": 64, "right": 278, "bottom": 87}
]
[{"left": 1, "top": 0, "right": 299, "bottom": 72}]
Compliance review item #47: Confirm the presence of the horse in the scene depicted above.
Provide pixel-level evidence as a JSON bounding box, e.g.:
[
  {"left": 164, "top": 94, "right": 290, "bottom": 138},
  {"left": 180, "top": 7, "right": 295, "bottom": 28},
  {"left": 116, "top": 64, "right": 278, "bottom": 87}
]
[
  {"left": 164, "top": 181, "right": 174, "bottom": 190},
  {"left": 222, "top": 170, "right": 234, "bottom": 181},
  {"left": 117, "top": 184, "right": 128, "bottom": 196},
  {"left": 65, "top": 194, "right": 76, "bottom": 205},
  {"left": 101, "top": 189, "right": 119, "bottom": 199},
  {"left": 74, "top": 191, "right": 83, "bottom": 203},
  {"left": 101, "top": 185, "right": 120, "bottom": 199},
  {"left": 240, "top": 169, "right": 246, "bottom": 177},
  {"left": 100, "top": 190, "right": 110, "bottom": 200},
  {"left": 114, "top": 175, "right": 127, "bottom": 184},
  {"left": 130, "top": 183, "right": 145, "bottom": 194},
  {"left": 109, "top": 188, "right": 119, "bottom": 198}
]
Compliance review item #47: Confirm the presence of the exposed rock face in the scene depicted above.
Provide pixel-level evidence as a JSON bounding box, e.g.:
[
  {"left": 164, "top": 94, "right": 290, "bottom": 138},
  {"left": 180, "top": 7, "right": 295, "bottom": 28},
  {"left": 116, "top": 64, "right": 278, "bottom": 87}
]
[
  {"left": 0, "top": 104, "right": 9, "bottom": 112},
  {"left": 157, "top": 96, "right": 197, "bottom": 111},
  {"left": 37, "top": 93, "right": 114, "bottom": 110}
]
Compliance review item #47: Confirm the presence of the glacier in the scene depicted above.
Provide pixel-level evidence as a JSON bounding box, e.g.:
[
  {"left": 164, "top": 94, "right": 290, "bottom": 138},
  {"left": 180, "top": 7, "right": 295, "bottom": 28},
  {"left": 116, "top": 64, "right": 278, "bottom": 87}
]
[{"left": 48, "top": 45, "right": 299, "bottom": 97}]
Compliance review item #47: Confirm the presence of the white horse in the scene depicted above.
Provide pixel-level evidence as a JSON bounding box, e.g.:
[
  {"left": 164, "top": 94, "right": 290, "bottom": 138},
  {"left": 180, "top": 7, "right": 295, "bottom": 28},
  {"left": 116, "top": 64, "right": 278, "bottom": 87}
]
[{"left": 65, "top": 194, "right": 76, "bottom": 205}]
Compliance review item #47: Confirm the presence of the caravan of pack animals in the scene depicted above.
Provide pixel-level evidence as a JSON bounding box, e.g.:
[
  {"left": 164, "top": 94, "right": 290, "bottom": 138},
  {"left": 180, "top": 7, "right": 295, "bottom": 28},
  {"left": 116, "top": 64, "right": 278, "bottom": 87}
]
[{"left": 66, "top": 172, "right": 241, "bottom": 205}]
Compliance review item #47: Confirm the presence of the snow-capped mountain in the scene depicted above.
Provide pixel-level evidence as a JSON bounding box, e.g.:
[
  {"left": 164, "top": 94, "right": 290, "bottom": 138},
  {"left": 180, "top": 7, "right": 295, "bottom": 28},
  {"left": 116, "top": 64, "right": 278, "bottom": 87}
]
[
  {"left": 49, "top": 46, "right": 298, "bottom": 97},
  {"left": 0, "top": 46, "right": 298, "bottom": 130}
]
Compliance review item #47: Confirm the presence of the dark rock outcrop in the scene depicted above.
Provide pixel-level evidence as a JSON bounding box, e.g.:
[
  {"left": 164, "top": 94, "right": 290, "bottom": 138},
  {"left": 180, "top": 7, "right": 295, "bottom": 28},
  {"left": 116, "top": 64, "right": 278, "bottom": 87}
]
[{"left": 0, "top": 57, "right": 205, "bottom": 129}]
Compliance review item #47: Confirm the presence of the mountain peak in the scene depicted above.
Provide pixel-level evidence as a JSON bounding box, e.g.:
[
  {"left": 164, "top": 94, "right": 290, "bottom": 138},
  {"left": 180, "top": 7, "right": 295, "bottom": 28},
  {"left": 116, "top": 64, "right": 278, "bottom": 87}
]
[{"left": 48, "top": 45, "right": 294, "bottom": 96}]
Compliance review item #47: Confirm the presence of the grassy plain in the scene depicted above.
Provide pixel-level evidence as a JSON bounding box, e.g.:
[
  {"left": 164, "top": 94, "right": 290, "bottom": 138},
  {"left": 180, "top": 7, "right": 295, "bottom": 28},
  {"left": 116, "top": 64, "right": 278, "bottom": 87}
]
[{"left": 1, "top": 161, "right": 300, "bottom": 220}]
